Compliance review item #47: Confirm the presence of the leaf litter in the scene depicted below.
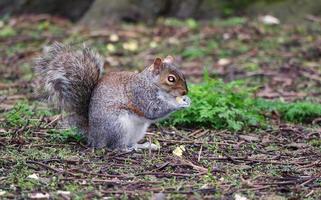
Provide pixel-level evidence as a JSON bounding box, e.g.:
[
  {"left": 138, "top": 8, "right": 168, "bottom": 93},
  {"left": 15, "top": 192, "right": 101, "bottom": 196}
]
[{"left": 0, "top": 15, "right": 321, "bottom": 199}]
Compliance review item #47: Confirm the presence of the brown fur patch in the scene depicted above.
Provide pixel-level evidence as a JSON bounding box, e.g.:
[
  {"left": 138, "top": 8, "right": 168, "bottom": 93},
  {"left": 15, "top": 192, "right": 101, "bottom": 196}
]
[{"left": 118, "top": 103, "right": 145, "bottom": 117}]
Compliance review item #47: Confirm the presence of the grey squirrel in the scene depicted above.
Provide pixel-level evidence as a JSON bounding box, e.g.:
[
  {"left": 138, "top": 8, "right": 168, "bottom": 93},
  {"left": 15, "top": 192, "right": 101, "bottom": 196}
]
[{"left": 35, "top": 42, "right": 191, "bottom": 150}]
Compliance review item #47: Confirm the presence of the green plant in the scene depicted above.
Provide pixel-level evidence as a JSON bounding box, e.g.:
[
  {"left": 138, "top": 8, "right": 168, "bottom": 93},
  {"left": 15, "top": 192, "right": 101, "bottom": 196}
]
[
  {"left": 3, "top": 101, "right": 55, "bottom": 131},
  {"left": 163, "top": 18, "right": 199, "bottom": 29},
  {"left": 165, "top": 74, "right": 264, "bottom": 131},
  {"left": 165, "top": 75, "right": 321, "bottom": 131},
  {"left": 255, "top": 99, "right": 321, "bottom": 123},
  {"left": 0, "top": 26, "right": 16, "bottom": 38},
  {"left": 49, "top": 128, "right": 85, "bottom": 143},
  {"left": 182, "top": 47, "right": 208, "bottom": 59},
  {"left": 182, "top": 40, "right": 219, "bottom": 60},
  {"left": 212, "top": 17, "right": 247, "bottom": 27},
  {"left": 4, "top": 101, "right": 34, "bottom": 128}
]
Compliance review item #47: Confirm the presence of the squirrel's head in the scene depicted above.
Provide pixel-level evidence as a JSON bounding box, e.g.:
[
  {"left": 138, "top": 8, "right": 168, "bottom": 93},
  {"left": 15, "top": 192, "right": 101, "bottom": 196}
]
[
  {"left": 149, "top": 56, "right": 188, "bottom": 96},
  {"left": 147, "top": 56, "right": 191, "bottom": 108}
]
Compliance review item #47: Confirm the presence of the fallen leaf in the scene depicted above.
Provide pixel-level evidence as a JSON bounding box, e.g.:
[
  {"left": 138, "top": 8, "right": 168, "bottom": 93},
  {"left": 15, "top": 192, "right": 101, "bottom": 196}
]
[
  {"left": 173, "top": 145, "right": 185, "bottom": 157},
  {"left": 57, "top": 191, "right": 71, "bottom": 200},
  {"left": 234, "top": 193, "right": 248, "bottom": 200},
  {"left": 29, "top": 192, "right": 50, "bottom": 199},
  {"left": 123, "top": 40, "right": 138, "bottom": 51},
  {"left": 57, "top": 191, "right": 71, "bottom": 195},
  {"left": 149, "top": 41, "right": 158, "bottom": 48},
  {"left": 106, "top": 44, "right": 116, "bottom": 53},
  {"left": 0, "top": 190, "right": 6, "bottom": 196},
  {"left": 223, "top": 33, "right": 230, "bottom": 40},
  {"left": 109, "top": 34, "right": 119, "bottom": 42},
  {"left": 217, "top": 58, "right": 231, "bottom": 66},
  {"left": 239, "top": 135, "right": 260, "bottom": 142}
]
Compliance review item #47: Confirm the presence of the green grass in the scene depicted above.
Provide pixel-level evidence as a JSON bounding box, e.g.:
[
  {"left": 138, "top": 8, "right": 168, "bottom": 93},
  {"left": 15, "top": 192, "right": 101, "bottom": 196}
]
[
  {"left": 162, "top": 18, "right": 199, "bottom": 30},
  {"left": 255, "top": 99, "right": 321, "bottom": 123},
  {"left": 48, "top": 128, "right": 86, "bottom": 143},
  {"left": 0, "top": 26, "right": 16, "bottom": 38},
  {"left": 2, "top": 101, "right": 85, "bottom": 144},
  {"left": 3, "top": 101, "right": 34, "bottom": 128},
  {"left": 211, "top": 17, "right": 247, "bottom": 26}
]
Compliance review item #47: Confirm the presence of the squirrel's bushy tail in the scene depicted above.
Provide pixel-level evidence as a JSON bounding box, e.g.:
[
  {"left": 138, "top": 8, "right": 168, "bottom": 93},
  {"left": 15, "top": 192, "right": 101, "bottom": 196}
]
[{"left": 34, "top": 42, "right": 104, "bottom": 118}]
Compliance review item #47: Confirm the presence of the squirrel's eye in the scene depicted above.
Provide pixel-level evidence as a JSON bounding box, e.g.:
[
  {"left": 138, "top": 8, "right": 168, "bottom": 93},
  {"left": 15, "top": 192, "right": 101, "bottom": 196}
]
[{"left": 167, "top": 75, "right": 176, "bottom": 83}]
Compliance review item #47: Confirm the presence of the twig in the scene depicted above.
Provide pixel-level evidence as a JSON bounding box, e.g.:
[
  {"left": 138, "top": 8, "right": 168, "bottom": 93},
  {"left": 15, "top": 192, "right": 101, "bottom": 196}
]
[
  {"left": 157, "top": 138, "right": 233, "bottom": 145},
  {"left": 136, "top": 172, "right": 194, "bottom": 177},
  {"left": 204, "top": 156, "right": 310, "bottom": 165},
  {"left": 43, "top": 114, "right": 62, "bottom": 128},
  {"left": 26, "top": 160, "right": 61, "bottom": 173},
  {"left": 26, "top": 160, "right": 79, "bottom": 177},
  {"left": 68, "top": 168, "right": 131, "bottom": 179},
  {"left": 177, "top": 158, "right": 207, "bottom": 174},
  {"left": 198, "top": 145, "right": 203, "bottom": 162},
  {"left": 188, "top": 129, "right": 203, "bottom": 138}
]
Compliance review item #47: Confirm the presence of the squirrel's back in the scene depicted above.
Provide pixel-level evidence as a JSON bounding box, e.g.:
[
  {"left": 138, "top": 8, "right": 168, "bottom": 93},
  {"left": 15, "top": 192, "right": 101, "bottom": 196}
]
[{"left": 34, "top": 42, "right": 104, "bottom": 117}]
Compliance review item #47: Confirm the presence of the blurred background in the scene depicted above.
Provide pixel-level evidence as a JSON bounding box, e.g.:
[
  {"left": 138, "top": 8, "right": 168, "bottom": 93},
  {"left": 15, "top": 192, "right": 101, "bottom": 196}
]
[
  {"left": 1, "top": 0, "right": 321, "bottom": 24},
  {"left": 1, "top": 0, "right": 320, "bottom": 101}
]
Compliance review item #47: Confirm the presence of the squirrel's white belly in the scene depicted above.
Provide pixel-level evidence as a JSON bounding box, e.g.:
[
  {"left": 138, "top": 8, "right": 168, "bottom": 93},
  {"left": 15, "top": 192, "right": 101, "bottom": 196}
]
[{"left": 119, "top": 113, "right": 150, "bottom": 146}]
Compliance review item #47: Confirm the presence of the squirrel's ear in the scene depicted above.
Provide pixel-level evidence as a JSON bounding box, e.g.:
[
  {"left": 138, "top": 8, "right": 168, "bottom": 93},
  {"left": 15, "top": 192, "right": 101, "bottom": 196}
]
[
  {"left": 164, "top": 55, "right": 174, "bottom": 63},
  {"left": 150, "top": 57, "right": 163, "bottom": 74},
  {"left": 154, "top": 57, "right": 162, "bottom": 67}
]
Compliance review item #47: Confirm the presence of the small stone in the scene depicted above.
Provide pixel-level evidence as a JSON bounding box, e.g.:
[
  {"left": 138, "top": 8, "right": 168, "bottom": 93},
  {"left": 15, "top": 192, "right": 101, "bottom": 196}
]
[
  {"left": 259, "top": 15, "right": 280, "bottom": 25},
  {"left": 29, "top": 192, "right": 50, "bottom": 199},
  {"left": 217, "top": 58, "right": 231, "bottom": 66},
  {"left": 27, "top": 173, "right": 39, "bottom": 180}
]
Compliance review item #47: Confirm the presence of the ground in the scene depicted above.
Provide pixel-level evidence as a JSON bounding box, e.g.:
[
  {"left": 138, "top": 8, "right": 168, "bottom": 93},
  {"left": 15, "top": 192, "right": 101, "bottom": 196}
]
[{"left": 0, "top": 15, "right": 321, "bottom": 199}]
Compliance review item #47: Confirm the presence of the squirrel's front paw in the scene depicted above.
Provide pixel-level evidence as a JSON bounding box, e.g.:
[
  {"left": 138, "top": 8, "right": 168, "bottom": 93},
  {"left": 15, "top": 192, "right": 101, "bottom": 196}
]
[{"left": 176, "top": 96, "right": 191, "bottom": 108}]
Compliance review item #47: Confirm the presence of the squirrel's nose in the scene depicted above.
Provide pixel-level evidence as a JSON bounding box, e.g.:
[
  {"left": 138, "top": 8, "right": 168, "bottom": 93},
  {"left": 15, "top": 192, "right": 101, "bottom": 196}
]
[{"left": 181, "top": 90, "right": 187, "bottom": 96}]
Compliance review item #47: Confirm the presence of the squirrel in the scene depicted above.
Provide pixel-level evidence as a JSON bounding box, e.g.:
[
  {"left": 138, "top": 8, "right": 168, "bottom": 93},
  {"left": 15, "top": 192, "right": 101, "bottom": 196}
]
[{"left": 35, "top": 42, "right": 191, "bottom": 151}]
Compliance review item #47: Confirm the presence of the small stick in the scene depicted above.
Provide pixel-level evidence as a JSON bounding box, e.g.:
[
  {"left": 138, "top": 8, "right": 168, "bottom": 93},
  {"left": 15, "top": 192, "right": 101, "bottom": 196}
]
[
  {"left": 43, "top": 114, "right": 62, "bottom": 128},
  {"left": 198, "top": 145, "right": 203, "bottom": 162}
]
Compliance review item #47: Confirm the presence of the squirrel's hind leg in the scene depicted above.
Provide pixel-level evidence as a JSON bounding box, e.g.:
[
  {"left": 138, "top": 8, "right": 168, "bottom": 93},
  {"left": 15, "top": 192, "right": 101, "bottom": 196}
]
[
  {"left": 118, "top": 114, "right": 159, "bottom": 151},
  {"left": 88, "top": 115, "right": 128, "bottom": 149},
  {"left": 59, "top": 113, "right": 88, "bottom": 134}
]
